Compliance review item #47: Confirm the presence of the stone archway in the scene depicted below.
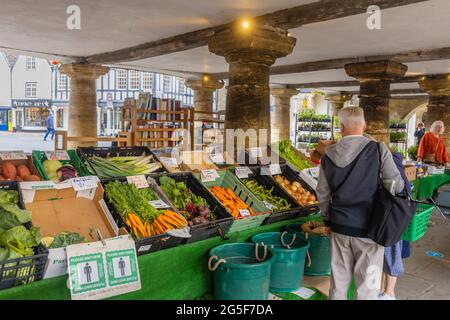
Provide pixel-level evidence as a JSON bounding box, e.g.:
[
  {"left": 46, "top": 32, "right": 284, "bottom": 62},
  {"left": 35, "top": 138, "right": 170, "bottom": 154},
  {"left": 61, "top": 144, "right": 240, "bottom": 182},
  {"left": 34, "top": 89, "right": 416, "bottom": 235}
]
[{"left": 402, "top": 103, "right": 428, "bottom": 125}]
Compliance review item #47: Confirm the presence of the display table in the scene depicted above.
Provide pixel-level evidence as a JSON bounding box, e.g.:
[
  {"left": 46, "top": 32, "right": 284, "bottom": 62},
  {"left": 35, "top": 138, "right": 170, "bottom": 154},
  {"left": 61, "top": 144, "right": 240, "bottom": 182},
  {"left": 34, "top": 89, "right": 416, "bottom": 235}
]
[
  {"left": 413, "top": 174, "right": 450, "bottom": 200},
  {"left": 0, "top": 215, "right": 323, "bottom": 300}
]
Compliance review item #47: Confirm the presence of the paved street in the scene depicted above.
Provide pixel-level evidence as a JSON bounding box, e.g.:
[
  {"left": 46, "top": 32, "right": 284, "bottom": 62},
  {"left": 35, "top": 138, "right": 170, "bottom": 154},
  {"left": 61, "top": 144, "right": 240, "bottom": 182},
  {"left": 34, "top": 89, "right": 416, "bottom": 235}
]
[{"left": 0, "top": 131, "right": 55, "bottom": 153}]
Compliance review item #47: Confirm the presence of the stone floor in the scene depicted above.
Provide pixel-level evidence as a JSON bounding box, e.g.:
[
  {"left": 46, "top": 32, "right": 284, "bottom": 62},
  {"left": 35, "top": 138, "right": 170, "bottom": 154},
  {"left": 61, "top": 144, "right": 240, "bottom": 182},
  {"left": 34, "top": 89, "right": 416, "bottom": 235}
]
[{"left": 0, "top": 131, "right": 54, "bottom": 153}]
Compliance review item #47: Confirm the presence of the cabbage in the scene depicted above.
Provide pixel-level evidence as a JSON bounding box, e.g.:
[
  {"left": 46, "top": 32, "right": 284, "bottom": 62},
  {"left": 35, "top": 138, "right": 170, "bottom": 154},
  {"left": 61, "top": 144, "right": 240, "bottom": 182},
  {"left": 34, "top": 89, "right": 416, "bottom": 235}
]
[{"left": 43, "top": 160, "right": 62, "bottom": 175}]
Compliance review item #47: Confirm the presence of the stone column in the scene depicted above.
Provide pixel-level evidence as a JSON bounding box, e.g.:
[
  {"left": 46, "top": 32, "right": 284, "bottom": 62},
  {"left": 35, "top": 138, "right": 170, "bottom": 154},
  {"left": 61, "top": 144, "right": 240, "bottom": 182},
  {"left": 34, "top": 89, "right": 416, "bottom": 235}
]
[
  {"left": 325, "top": 92, "right": 353, "bottom": 116},
  {"left": 185, "top": 77, "right": 224, "bottom": 120},
  {"left": 270, "top": 88, "right": 298, "bottom": 143},
  {"left": 345, "top": 60, "right": 407, "bottom": 144},
  {"left": 208, "top": 25, "right": 296, "bottom": 156},
  {"left": 60, "top": 63, "right": 109, "bottom": 148},
  {"left": 419, "top": 74, "right": 450, "bottom": 150}
]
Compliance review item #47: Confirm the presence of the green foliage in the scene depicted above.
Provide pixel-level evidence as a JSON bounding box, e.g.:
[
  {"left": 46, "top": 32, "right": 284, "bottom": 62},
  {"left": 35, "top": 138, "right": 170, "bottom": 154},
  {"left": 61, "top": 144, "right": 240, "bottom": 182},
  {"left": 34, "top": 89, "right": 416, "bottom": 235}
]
[
  {"left": 390, "top": 131, "right": 407, "bottom": 142},
  {"left": 49, "top": 232, "right": 86, "bottom": 249},
  {"left": 0, "top": 226, "right": 41, "bottom": 257},
  {"left": 0, "top": 190, "right": 19, "bottom": 205},
  {"left": 159, "top": 176, "right": 207, "bottom": 212},
  {"left": 408, "top": 146, "right": 418, "bottom": 161},
  {"left": 276, "top": 140, "right": 312, "bottom": 170}
]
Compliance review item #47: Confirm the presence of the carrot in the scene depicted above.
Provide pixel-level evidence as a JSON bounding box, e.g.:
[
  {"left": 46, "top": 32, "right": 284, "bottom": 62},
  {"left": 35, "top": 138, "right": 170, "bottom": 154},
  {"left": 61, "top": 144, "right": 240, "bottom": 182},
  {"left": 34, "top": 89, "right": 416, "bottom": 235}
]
[
  {"left": 161, "top": 215, "right": 184, "bottom": 228},
  {"left": 164, "top": 210, "right": 187, "bottom": 225}
]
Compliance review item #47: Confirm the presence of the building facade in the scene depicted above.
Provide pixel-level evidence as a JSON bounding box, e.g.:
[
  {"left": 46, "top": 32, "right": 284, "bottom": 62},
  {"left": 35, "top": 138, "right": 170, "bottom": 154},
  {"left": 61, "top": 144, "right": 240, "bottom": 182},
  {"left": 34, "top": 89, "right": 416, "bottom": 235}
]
[{"left": 0, "top": 52, "right": 198, "bottom": 134}]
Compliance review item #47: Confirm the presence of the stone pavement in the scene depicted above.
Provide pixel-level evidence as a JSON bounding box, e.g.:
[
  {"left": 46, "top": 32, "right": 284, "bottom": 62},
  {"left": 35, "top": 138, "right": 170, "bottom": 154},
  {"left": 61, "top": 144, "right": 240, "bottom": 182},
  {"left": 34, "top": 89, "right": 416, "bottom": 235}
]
[{"left": 0, "top": 131, "right": 54, "bottom": 153}]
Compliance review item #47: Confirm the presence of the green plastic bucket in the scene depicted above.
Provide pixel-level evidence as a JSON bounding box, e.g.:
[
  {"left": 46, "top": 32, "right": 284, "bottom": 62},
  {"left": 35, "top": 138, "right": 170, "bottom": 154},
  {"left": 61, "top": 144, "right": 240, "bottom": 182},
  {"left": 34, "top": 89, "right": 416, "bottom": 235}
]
[
  {"left": 287, "top": 223, "right": 331, "bottom": 276},
  {"left": 208, "top": 243, "right": 274, "bottom": 300},
  {"left": 251, "top": 232, "right": 310, "bottom": 292}
]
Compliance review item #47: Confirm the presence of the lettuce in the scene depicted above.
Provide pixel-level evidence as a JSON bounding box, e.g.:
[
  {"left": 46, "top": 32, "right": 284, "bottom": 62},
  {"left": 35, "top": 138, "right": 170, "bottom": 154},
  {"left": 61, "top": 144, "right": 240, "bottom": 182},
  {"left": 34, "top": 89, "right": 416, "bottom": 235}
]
[
  {"left": 0, "top": 204, "right": 32, "bottom": 230},
  {"left": 0, "top": 190, "right": 19, "bottom": 205},
  {"left": 0, "top": 226, "right": 41, "bottom": 257}
]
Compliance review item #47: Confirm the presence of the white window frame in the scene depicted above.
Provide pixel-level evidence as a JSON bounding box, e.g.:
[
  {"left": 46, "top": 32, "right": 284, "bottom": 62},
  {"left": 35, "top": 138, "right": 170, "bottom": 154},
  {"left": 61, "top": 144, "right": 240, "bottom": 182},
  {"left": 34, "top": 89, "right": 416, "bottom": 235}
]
[
  {"left": 142, "top": 72, "right": 152, "bottom": 91},
  {"left": 58, "top": 73, "right": 68, "bottom": 91},
  {"left": 129, "top": 70, "right": 140, "bottom": 90},
  {"left": 25, "top": 82, "right": 37, "bottom": 98},
  {"left": 26, "top": 57, "right": 36, "bottom": 71},
  {"left": 163, "top": 75, "right": 171, "bottom": 92},
  {"left": 116, "top": 69, "right": 127, "bottom": 90}
]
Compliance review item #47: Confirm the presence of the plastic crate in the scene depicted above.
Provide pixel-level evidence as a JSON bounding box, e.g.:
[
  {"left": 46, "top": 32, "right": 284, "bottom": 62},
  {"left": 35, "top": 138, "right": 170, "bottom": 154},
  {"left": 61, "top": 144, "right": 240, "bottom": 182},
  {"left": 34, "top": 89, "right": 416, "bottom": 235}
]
[
  {"left": 402, "top": 204, "right": 434, "bottom": 242},
  {"left": 77, "top": 146, "right": 166, "bottom": 177},
  {"left": 32, "top": 150, "right": 90, "bottom": 181},
  {"left": 0, "top": 181, "right": 49, "bottom": 290},
  {"left": 101, "top": 175, "right": 184, "bottom": 255},
  {"left": 230, "top": 166, "right": 302, "bottom": 225},
  {"left": 268, "top": 164, "right": 320, "bottom": 217},
  {"left": 154, "top": 172, "right": 234, "bottom": 244},
  {"left": 196, "top": 170, "right": 270, "bottom": 233}
]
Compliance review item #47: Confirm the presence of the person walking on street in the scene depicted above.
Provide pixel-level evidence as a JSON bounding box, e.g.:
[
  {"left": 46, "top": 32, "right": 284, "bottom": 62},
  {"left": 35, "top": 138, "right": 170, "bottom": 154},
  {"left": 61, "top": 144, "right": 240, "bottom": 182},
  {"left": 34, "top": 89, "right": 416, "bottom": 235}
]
[
  {"left": 316, "top": 107, "right": 405, "bottom": 300},
  {"left": 44, "top": 112, "right": 54, "bottom": 141},
  {"left": 414, "top": 122, "right": 425, "bottom": 146}
]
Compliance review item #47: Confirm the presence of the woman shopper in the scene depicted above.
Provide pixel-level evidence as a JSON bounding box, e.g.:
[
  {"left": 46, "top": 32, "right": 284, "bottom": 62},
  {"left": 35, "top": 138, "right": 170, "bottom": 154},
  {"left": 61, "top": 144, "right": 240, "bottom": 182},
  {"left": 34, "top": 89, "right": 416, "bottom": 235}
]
[
  {"left": 417, "top": 120, "right": 449, "bottom": 165},
  {"left": 379, "top": 150, "right": 412, "bottom": 300},
  {"left": 414, "top": 122, "right": 425, "bottom": 146}
]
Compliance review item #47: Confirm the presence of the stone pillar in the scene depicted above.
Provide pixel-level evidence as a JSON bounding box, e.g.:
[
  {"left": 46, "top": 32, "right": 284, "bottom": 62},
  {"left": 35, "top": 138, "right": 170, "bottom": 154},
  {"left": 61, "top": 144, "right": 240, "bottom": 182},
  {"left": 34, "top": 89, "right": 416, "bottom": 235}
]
[
  {"left": 208, "top": 25, "right": 296, "bottom": 156},
  {"left": 60, "top": 63, "right": 109, "bottom": 148},
  {"left": 325, "top": 92, "right": 353, "bottom": 116},
  {"left": 419, "top": 74, "right": 450, "bottom": 150},
  {"left": 344, "top": 61, "right": 407, "bottom": 144},
  {"left": 185, "top": 77, "right": 224, "bottom": 120},
  {"left": 270, "top": 88, "right": 298, "bottom": 143}
]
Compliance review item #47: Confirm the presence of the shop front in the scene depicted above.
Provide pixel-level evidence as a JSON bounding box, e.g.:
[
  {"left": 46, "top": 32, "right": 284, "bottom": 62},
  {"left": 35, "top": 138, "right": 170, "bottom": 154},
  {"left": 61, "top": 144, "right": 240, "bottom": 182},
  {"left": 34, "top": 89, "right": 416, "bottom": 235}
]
[
  {"left": 11, "top": 99, "right": 52, "bottom": 131},
  {"left": 0, "top": 107, "right": 12, "bottom": 131}
]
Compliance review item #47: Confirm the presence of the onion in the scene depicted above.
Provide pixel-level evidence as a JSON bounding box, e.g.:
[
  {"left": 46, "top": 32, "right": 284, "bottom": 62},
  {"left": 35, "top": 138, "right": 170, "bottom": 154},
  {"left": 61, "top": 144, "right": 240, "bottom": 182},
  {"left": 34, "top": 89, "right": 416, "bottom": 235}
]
[
  {"left": 290, "top": 185, "right": 298, "bottom": 192},
  {"left": 292, "top": 181, "right": 301, "bottom": 188}
]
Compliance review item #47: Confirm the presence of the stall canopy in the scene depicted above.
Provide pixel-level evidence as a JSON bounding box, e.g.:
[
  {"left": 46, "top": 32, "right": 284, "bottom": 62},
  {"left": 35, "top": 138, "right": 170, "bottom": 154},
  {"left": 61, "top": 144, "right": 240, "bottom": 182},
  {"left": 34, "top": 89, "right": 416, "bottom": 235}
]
[{"left": 0, "top": 0, "right": 449, "bottom": 94}]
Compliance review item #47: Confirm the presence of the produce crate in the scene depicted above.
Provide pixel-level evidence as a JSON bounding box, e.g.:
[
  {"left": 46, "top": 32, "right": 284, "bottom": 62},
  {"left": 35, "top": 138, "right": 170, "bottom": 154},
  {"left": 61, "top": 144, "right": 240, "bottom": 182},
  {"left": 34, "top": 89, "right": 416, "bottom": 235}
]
[
  {"left": 239, "top": 147, "right": 287, "bottom": 167},
  {"left": 154, "top": 172, "right": 234, "bottom": 244},
  {"left": 196, "top": 170, "right": 270, "bottom": 233},
  {"left": 0, "top": 181, "right": 49, "bottom": 290},
  {"left": 268, "top": 164, "right": 320, "bottom": 216},
  {"left": 230, "top": 166, "right": 302, "bottom": 225},
  {"left": 402, "top": 204, "right": 434, "bottom": 242},
  {"left": 78, "top": 146, "right": 166, "bottom": 177},
  {"left": 269, "top": 143, "right": 315, "bottom": 172},
  {"left": 0, "top": 152, "right": 40, "bottom": 181},
  {"left": 32, "top": 150, "right": 90, "bottom": 181},
  {"left": 151, "top": 147, "right": 185, "bottom": 173},
  {"left": 101, "top": 175, "right": 185, "bottom": 255}
]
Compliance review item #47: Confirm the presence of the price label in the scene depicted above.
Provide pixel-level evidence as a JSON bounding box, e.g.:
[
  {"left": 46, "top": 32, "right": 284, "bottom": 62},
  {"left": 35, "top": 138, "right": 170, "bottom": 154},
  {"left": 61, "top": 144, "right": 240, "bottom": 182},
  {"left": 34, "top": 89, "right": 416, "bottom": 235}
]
[
  {"left": 0, "top": 151, "right": 28, "bottom": 161},
  {"left": 159, "top": 157, "right": 179, "bottom": 167},
  {"left": 126, "top": 175, "right": 149, "bottom": 189},
  {"left": 209, "top": 153, "right": 225, "bottom": 164},
  {"left": 45, "top": 150, "right": 70, "bottom": 161},
  {"left": 201, "top": 169, "right": 220, "bottom": 182},
  {"left": 261, "top": 164, "right": 282, "bottom": 176},
  {"left": 235, "top": 166, "right": 253, "bottom": 179},
  {"left": 263, "top": 201, "right": 276, "bottom": 210},
  {"left": 148, "top": 199, "right": 171, "bottom": 209},
  {"left": 238, "top": 209, "right": 251, "bottom": 217},
  {"left": 71, "top": 176, "right": 99, "bottom": 191}
]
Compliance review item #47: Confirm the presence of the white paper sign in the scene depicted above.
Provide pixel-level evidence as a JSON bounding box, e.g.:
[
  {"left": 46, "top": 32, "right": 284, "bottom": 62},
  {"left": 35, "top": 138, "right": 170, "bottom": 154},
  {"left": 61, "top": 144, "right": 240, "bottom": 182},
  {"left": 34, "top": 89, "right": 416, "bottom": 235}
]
[
  {"left": 45, "top": 150, "right": 70, "bottom": 161},
  {"left": 201, "top": 169, "right": 220, "bottom": 182},
  {"left": 261, "top": 164, "right": 282, "bottom": 176},
  {"left": 126, "top": 175, "right": 149, "bottom": 189},
  {"left": 71, "top": 176, "right": 99, "bottom": 192},
  {"left": 159, "top": 157, "right": 179, "bottom": 167},
  {"left": 0, "top": 151, "right": 28, "bottom": 161},
  {"left": 235, "top": 166, "right": 253, "bottom": 179},
  {"left": 293, "top": 287, "right": 316, "bottom": 300},
  {"left": 66, "top": 236, "right": 141, "bottom": 300},
  {"left": 148, "top": 199, "right": 171, "bottom": 209},
  {"left": 263, "top": 201, "right": 276, "bottom": 210},
  {"left": 209, "top": 153, "right": 225, "bottom": 164},
  {"left": 238, "top": 209, "right": 251, "bottom": 217},
  {"left": 77, "top": 188, "right": 96, "bottom": 200}
]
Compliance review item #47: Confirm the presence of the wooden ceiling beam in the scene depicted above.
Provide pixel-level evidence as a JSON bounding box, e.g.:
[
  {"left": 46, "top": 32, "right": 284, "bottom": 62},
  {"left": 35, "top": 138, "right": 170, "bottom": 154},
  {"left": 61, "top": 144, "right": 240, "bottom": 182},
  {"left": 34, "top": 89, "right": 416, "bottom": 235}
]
[{"left": 86, "top": 0, "right": 428, "bottom": 64}]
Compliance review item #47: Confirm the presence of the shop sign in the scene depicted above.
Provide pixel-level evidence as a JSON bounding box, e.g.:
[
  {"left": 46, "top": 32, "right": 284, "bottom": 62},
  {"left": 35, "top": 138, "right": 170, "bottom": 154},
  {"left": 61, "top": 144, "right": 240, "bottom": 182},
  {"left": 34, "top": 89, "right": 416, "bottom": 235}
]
[
  {"left": 12, "top": 99, "right": 52, "bottom": 108},
  {"left": 67, "top": 235, "right": 141, "bottom": 300}
]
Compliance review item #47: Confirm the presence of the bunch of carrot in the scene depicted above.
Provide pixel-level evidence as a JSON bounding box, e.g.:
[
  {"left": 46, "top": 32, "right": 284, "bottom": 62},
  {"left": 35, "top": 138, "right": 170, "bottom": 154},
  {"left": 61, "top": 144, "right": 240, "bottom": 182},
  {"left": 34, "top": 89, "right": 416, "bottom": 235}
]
[
  {"left": 126, "top": 211, "right": 187, "bottom": 239},
  {"left": 208, "top": 186, "right": 255, "bottom": 219}
]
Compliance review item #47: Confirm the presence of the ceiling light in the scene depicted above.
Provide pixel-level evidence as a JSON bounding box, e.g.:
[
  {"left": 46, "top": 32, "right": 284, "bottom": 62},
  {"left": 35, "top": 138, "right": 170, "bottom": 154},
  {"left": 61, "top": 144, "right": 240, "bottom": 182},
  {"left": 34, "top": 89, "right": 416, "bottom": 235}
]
[{"left": 242, "top": 20, "right": 250, "bottom": 29}]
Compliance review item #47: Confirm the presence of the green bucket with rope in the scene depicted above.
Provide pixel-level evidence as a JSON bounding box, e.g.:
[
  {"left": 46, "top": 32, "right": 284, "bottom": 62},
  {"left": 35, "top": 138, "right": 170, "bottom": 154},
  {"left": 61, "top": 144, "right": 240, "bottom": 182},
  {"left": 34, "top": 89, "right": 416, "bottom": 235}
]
[
  {"left": 208, "top": 243, "right": 274, "bottom": 300},
  {"left": 251, "top": 232, "right": 310, "bottom": 292},
  {"left": 287, "top": 223, "right": 331, "bottom": 276}
]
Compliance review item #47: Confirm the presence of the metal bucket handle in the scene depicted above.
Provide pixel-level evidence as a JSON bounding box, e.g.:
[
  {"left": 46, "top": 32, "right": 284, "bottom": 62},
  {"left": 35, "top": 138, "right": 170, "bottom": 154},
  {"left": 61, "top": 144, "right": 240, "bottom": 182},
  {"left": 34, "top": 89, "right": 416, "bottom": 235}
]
[
  {"left": 208, "top": 255, "right": 227, "bottom": 272},
  {"left": 255, "top": 243, "right": 268, "bottom": 262},
  {"left": 280, "top": 231, "right": 296, "bottom": 249}
]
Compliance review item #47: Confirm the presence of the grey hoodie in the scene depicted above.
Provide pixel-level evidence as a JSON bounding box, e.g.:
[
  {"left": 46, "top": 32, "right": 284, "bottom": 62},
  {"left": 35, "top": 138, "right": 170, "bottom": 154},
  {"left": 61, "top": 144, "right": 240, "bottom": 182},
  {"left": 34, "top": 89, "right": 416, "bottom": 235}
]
[{"left": 317, "top": 135, "right": 405, "bottom": 223}]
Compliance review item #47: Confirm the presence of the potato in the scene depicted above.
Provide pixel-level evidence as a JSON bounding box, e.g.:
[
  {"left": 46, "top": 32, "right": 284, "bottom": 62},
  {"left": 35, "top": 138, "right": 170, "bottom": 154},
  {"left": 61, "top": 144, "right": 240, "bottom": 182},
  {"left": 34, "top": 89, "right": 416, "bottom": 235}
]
[{"left": 290, "top": 185, "right": 298, "bottom": 192}]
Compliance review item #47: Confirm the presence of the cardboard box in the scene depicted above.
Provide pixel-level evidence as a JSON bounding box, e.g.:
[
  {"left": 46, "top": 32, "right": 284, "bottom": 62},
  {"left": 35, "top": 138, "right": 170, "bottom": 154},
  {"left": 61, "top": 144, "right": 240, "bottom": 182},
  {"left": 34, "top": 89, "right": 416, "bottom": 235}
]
[
  {"left": 0, "top": 151, "right": 40, "bottom": 181},
  {"left": 20, "top": 180, "right": 124, "bottom": 279},
  {"left": 404, "top": 165, "right": 417, "bottom": 182}
]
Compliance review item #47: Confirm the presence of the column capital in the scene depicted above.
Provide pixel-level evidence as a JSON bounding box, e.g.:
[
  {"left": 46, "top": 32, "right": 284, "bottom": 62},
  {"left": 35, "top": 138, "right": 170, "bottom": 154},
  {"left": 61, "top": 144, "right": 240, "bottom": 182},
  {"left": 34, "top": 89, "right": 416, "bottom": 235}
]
[
  {"left": 270, "top": 87, "right": 298, "bottom": 99},
  {"left": 418, "top": 74, "right": 450, "bottom": 96},
  {"left": 60, "top": 63, "right": 109, "bottom": 79},
  {"left": 208, "top": 26, "right": 296, "bottom": 65},
  {"left": 185, "top": 77, "right": 224, "bottom": 92},
  {"left": 344, "top": 60, "right": 407, "bottom": 81},
  {"left": 325, "top": 91, "right": 353, "bottom": 104}
]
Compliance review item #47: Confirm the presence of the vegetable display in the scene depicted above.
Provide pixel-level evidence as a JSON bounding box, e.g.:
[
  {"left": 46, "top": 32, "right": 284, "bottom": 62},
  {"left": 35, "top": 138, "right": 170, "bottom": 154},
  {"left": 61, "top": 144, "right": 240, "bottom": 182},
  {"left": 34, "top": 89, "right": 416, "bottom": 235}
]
[
  {"left": 41, "top": 232, "right": 87, "bottom": 249},
  {"left": 43, "top": 160, "right": 78, "bottom": 182},
  {"left": 104, "top": 181, "right": 187, "bottom": 239},
  {"left": 277, "top": 140, "right": 313, "bottom": 170},
  {"left": 86, "top": 156, "right": 162, "bottom": 178},
  {"left": 0, "top": 189, "right": 41, "bottom": 262},
  {"left": 242, "top": 179, "right": 291, "bottom": 212},
  {"left": 208, "top": 186, "right": 255, "bottom": 219},
  {"left": 159, "top": 176, "right": 215, "bottom": 226},
  {"left": 0, "top": 161, "right": 40, "bottom": 182},
  {"left": 273, "top": 175, "right": 318, "bottom": 206}
]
